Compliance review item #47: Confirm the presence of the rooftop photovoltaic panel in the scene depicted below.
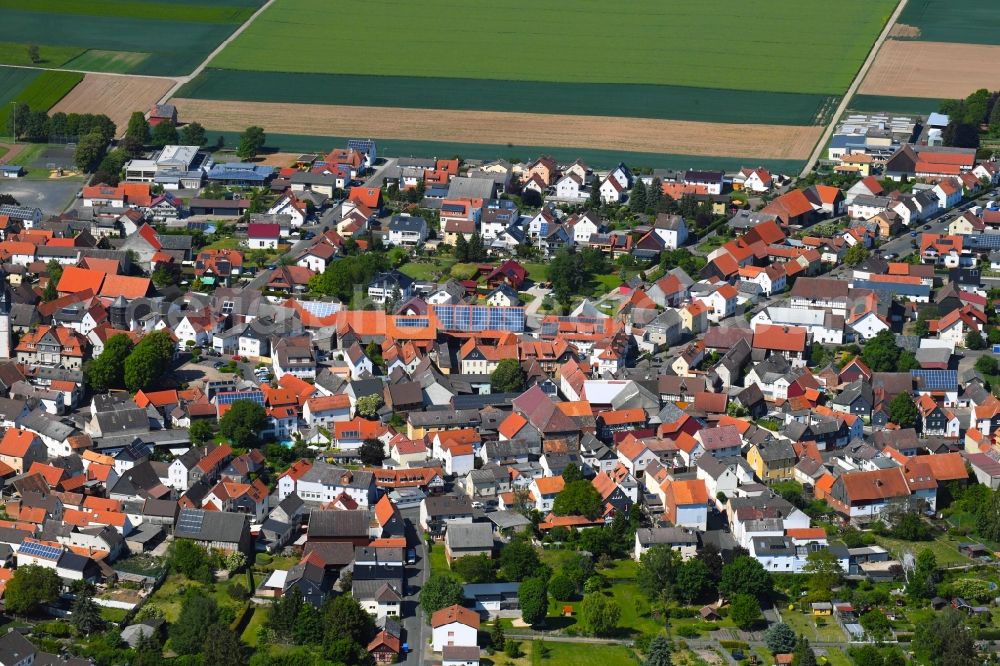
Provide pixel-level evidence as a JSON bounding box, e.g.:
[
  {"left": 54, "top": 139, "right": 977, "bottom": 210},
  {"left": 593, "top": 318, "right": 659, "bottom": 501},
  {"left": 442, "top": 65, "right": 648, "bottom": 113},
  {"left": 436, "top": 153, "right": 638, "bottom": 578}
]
[
  {"left": 300, "top": 300, "right": 342, "bottom": 318},
  {"left": 910, "top": 369, "right": 957, "bottom": 390},
  {"left": 432, "top": 305, "right": 525, "bottom": 332},
  {"left": 395, "top": 317, "right": 429, "bottom": 328},
  {"left": 177, "top": 508, "right": 205, "bottom": 533},
  {"left": 215, "top": 390, "right": 265, "bottom": 406},
  {"left": 18, "top": 540, "right": 62, "bottom": 560},
  {"left": 967, "top": 234, "right": 1000, "bottom": 250}
]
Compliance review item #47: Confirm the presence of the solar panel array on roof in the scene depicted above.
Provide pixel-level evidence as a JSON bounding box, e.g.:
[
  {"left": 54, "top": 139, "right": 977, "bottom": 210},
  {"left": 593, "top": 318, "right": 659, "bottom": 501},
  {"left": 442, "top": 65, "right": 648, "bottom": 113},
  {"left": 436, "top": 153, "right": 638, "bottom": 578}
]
[
  {"left": 967, "top": 234, "right": 1000, "bottom": 250},
  {"left": 18, "top": 540, "right": 62, "bottom": 560},
  {"left": 215, "top": 390, "right": 265, "bottom": 406},
  {"left": 910, "top": 369, "right": 957, "bottom": 390},
  {"left": 177, "top": 508, "right": 205, "bottom": 533},
  {"left": 395, "top": 317, "right": 429, "bottom": 328},
  {"left": 300, "top": 301, "right": 342, "bottom": 318},
  {"left": 432, "top": 305, "right": 525, "bottom": 332}
]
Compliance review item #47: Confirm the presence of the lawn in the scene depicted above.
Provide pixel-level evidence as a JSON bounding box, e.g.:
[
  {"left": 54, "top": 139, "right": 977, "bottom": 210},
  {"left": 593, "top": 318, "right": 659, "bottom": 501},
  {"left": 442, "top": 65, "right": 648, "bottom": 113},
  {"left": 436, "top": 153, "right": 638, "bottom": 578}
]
[
  {"left": 144, "top": 573, "right": 245, "bottom": 623},
  {"left": 780, "top": 609, "right": 846, "bottom": 643},
  {"left": 531, "top": 641, "right": 637, "bottom": 666},
  {"left": 428, "top": 543, "right": 451, "bottom": 578},
  {"left": 874, "top": 534, "right": 971, "bottom": 567},
  {"left": 241, "top": 607, "right": 268, "bottom": 646},
  {"left": 820, "top": 648, "right": 854, "bottom": 666},
  {"left": 212, "top": 0, "right": 895, "bottom": 95},
  {"left": 399, "top": 258, "right": 456, "bottom": 281}
]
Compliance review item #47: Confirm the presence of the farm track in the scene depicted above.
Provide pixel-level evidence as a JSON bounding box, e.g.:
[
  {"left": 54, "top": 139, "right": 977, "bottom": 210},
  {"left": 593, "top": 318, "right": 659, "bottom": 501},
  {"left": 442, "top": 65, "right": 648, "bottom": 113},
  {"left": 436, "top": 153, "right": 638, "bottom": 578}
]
[
  {"left": 799, "top": 0, "right": 909, "bottom": 176},
  {"left": 170, "top": 98, "right": 823, "bottom": 160}
]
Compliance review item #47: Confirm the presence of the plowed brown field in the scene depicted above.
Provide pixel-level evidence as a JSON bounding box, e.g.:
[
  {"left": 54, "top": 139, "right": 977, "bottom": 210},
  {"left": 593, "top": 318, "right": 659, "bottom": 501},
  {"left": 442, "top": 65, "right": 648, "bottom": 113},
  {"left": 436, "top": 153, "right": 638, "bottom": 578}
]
[
  {"left": 859, "top": 40, "right": 1000, "bottom": 99},
  {"left": 51, "top": 74, "right": 174, "bottom": 135},
  {"left": 170, "top": 98, "right": 823, "bottom": 160}
]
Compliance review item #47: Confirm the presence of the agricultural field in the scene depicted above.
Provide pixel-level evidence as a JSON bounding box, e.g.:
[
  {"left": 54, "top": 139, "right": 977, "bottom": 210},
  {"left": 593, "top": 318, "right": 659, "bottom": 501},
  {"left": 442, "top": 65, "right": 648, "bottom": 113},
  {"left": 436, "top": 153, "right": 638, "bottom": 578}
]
[
  {"left": 211, "top": 0, "right": 895, "bottom": 96},
  {"left": 895, "top": 0, "right": 1000, "bottom": 44},
  {"left": 0, "top": 69, "right": 83, "bottom": 130},
  {"left": 854, "top": 0, "right": 1000, "bottom": 104},
  {"left": 50, "top": 74, "right": 176, "bottom": 135},
  {"left": 170, "top": 98, "right": 824, "bottom": 161},
  {"left": 0, "top": 0, "right": 263, "bottom": 76}
]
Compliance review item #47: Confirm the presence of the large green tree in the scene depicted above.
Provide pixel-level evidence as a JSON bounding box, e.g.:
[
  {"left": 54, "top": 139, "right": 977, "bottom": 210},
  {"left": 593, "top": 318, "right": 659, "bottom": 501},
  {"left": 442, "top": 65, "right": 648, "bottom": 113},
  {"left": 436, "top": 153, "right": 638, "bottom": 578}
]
[
  {"left": 860, "top": 609, "right": 892, "bottom": 643},
  {"left": 490, "top": 358, "right": 526, "bottom": 393},
  {"left": 792, "top": 636, "right": 817, "bottom": 666},
  {"left": 499, "top": 538, "right": 541, "bottom": 581},
  {"left": 912, "top": 609, "right": 977, "bottom": 666},
  {"left": 638, "top": 545, "right": 680, "bottom": 602},
  {"left": 551, "top": 479, "right": 603, "bottom": 519},
  {"left": 861, "top": 330, "right": 919, "bottom": 372},
  {"left": 201, "top": 623, "right": 245, "bottom": 666},
  {"left": 765, "top": 623, "right": 796, "bottom": 654},
  {"left": 719, "top": 555, "right": 772, "bottom": 598},
  {"left": 85, "top": 333, "right": 134, "bottom": 392},
  {"left": 644, "top": 635, "right": 672, "bottom": 666},
  {"left": 169, "top": 593, "right": 219, "bottom": 655},
  {"left": 150, "top": 120, "right": 179, "bottom": 147},
  {"left": 906, "top": 548, "right": 938, "bottom": 600},
  {"left": 801, "top": 548, "right": 842, "bottom": 599},
  {"left": 123, "top": 330, "right": 174, "bottom": 392},
  {"left": 74, "top": 130, "right": 107, "bottom": 172},
  {"left": 419, "top": 574, "right": 463, "bottom": 620},
  {"left": 237, "top": 126, "right": 266, "bottom": 160},
  {"left": 41, "top": 260, "right": 62, "bottom": 302},
  {"left": 219, "top": 399, "right": 267, "bottom": 448},
  {"left": 547, "top": 247, "right": 587, "bottom": 304},
  {"left": 320, "top": 593, "right": 374, "bottom": 646},
  {"left": 180, "top": 121, "right": 207, "bottom": 147},
  {"left": 5, "top": 565, "right": 60, "bottom": 615},
  {"left": 580, "top": 593, "right": 621, "bottom": 636},
  {"left": 674, "top": 558, "right": 713, "bottom": 604},
  {"left": 888, "top": 392, "right": 918, "bottom": 429},
  {"left": 70, "top": 586, "right": 103, "bottom": 634},
  {"left": 518, "top": 576, "right": 548, "bottom": 626},
  {"left": 729, "top": 593, "right": 762, "bottom": 630}
]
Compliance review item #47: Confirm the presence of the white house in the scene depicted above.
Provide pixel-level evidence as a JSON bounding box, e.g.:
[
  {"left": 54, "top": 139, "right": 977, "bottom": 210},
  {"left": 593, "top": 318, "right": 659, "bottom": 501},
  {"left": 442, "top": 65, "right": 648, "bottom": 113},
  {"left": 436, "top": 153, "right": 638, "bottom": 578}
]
[
  {"left": 386, "top": 215, "right": 428, "bottom": 247},
  {"left": 599, "top": 175, "right": 626, "bottom": 204},
  {"left": 554, "top": 173, "right": 585, "bottom": 201},
  {"left": 268, "top": 194, "right": 308, "bottom": 227},
  {"left": 246, "top": 223, "right": 280, "bottom": 250},
  {"left": 303, "top": 395, "right": 352, "bottom": 427},
  {"left": 431, "top": 605, "right": 480, "bottom": 652},
  {"left": 652, "top": 214, "right": 688, "bottom": 250},
  {"left": 567, "top": 212, "right": 603, "bottom": 244}
]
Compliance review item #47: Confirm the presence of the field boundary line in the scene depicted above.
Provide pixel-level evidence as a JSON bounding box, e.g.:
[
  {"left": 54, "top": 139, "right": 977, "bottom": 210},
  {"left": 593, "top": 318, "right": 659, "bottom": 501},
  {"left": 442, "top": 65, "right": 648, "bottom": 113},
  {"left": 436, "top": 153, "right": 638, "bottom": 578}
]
[
  {"left": 157, "top": 0, "right": 278, "bottom": 105},
  {"left": 0, "top": 62, "right": 175, "bottom": 82},
  {"left": 799, "top": 0, "right": 908, "bottom": 177}
]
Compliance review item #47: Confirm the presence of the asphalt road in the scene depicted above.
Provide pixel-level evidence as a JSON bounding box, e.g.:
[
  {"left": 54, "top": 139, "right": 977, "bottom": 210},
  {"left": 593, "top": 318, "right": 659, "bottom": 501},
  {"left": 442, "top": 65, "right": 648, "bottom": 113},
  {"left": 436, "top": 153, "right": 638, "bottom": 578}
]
[{"left": 401, "top": 507, "right": 430, "bottom": 666}]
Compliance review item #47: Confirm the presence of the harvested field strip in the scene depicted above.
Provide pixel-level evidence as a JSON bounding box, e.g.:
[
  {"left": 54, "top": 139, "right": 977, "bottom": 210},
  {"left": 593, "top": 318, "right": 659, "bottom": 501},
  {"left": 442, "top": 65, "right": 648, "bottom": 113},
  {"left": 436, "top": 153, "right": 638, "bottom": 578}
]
[
  {"left": 213, "top": 0, "right": 896, "bottom": 94},
  {"left": 63, "top": 50, "right": 150, "bottom": 74},
  {"left": 0, "top": 0, "right": 257, "bottom": 23},
  {"left": 0, "top": 11, "right": 238, "bottom": 76},
  {"left": 859, "top": 40, "right": 1000, "bottom": 99},
  {"left": 51, "top": 74, "right": 175, "bottom": 136},
  {"left": 205, "top": 130, "right": 807, "bottom": 174},
  {"left": 173, "top": 98, "right": 822, "bottom": 161},
  {"left": 897, "top": 0, "right": 1000, "bottom": 44},
  {"left": 849, "top": 95, "right": 942, "bottom": 115},
  {"left": 179, "top": 69, "right": 836, "bottom": 126},
  {"left": 0, "top": 42, "right": 85, "bottom": 68}
]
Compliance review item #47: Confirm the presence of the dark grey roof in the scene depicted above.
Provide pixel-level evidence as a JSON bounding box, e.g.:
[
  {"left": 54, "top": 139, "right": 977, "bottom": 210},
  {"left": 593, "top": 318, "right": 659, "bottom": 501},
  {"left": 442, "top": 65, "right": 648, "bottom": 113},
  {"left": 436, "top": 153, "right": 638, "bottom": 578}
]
[
  {"left": 307, "top": 509, "right": 370, "bottom": 538},
  {"left": 422, "top": 494, "right": 473, "bottom": 517},
  {"left": 636, "top": 526, "right": 699, "bottom": 546},
  {"left": 445, "top": 522, "right": 494, "bottom": 550},
  {"left": 175, "top": 508, "right": 248, "bottom": 544}
]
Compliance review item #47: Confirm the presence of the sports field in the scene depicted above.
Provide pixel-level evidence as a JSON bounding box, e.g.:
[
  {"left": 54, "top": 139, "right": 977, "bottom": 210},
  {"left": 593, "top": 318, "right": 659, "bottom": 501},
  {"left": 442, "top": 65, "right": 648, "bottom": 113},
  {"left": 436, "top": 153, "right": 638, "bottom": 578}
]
[
  {"left": 211, "top": 0, "right": 894, "bottom": 95},
  {"left": 0, "top": 0, "right": 264, "bottom": 76}
]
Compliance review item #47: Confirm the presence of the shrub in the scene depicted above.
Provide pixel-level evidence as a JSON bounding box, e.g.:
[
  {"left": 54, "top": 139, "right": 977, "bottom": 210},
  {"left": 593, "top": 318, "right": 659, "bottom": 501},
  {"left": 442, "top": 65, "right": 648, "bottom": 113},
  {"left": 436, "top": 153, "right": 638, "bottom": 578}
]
[{"left": 676, "top": 625, "right": 701, "bottom": 638}]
